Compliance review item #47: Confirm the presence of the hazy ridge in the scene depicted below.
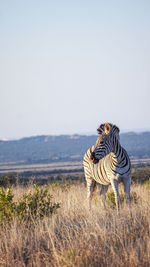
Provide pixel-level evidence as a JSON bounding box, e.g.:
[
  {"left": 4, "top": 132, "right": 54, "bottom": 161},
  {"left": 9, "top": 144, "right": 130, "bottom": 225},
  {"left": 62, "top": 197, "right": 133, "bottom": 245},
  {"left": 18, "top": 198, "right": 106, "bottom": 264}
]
[{"left": 0, "top": 132, "right": 150, "bottom": 164}]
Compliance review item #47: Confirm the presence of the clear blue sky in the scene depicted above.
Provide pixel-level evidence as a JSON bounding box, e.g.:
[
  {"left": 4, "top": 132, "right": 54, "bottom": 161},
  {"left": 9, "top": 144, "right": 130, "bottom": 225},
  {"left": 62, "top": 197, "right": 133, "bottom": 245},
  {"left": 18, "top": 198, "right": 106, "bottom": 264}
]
[{"left": 0, "top": 0, "right": 150, "bottom": 139}]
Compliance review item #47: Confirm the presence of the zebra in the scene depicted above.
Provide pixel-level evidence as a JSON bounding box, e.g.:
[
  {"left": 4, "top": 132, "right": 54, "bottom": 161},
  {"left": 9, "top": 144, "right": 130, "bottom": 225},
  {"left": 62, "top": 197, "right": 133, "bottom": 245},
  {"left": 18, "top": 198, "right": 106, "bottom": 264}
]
[{"left": 83, "top": 122, "right": 131, "bottom": 213}]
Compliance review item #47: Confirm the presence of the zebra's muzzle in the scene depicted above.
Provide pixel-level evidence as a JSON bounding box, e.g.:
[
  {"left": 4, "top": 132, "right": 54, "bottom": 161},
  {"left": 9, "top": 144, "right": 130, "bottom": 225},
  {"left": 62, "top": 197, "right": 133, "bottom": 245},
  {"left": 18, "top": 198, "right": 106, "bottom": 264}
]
[
  {"left": 90, "top": 152, "right": 99, "bottom": 164},
  {"left": 90, "top": 151, "right": 95, "bottom": 160}
]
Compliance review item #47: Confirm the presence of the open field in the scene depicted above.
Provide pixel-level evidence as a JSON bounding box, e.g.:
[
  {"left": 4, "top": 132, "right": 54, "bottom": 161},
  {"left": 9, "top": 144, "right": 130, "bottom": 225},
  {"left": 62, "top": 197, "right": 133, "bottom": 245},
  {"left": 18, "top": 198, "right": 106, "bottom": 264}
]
[
  {"left": 0, "top": 161, "right": 83, "bottom": 175},
  {"left": 0, "top": 158, "right": 150, "bottom": 176},
  {"left": 0, "top": 181, "right": 150, "bottom": 266}
]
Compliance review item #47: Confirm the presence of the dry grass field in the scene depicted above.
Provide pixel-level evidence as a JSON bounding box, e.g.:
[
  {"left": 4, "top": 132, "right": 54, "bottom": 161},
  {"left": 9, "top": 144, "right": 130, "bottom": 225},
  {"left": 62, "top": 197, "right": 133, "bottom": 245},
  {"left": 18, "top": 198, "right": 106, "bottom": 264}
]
[{"left": 0, "top": 181, "right": 150, "bottom": 267}]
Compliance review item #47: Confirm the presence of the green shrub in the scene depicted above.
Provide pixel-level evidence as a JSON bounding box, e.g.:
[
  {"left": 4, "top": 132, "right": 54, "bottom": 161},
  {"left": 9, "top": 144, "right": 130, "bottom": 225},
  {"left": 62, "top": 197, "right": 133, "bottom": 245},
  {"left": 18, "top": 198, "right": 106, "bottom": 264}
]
[
  {"left": 0, "top": 188, "right": 15, "bottom": 223},
  {"left": 132, "top": 167, "right": 150, "bottom": 183},
  {"left": 145, "top": 179, "right": 150, "bottom": 190},
  {"left": 106, "top": 191, "right": 116, "bottom": 208},
  {"left": 106, "top": 190, "right": 139, "bottom": 208},
  {"left": 0, "top": 173, "right": 16, "bottom": 187},
  {"left": 0, "top": 185, "right": 60, "bottom": 224},
  {"left": 16, "top": 184, "right": 60, "bottom": 221},
  {"left": 106, "top": 191, "right": 125, "bottom": 208}
]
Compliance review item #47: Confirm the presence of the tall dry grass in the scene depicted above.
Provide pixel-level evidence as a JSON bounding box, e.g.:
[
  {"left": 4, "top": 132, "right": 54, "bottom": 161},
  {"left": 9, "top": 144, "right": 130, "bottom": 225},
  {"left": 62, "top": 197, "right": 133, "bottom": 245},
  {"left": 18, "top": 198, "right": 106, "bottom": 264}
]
[{"left": 0, "top": 182, "right": 150, "bottom": 267}]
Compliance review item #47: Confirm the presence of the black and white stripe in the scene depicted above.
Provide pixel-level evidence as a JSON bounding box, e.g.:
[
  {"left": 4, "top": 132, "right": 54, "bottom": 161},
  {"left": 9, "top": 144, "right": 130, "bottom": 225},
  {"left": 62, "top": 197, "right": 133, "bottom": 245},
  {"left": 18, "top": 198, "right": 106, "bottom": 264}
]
[{"left": 83, "top": 122, "right": 131, "bottom": 213}]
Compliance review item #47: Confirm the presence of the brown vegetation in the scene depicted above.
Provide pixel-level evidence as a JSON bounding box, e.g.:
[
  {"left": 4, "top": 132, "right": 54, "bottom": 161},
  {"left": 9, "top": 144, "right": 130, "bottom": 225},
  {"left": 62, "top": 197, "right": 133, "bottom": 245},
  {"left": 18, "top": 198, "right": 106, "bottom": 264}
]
[{"left": 0, "top": 182, "right": 150, "bottom": 266}]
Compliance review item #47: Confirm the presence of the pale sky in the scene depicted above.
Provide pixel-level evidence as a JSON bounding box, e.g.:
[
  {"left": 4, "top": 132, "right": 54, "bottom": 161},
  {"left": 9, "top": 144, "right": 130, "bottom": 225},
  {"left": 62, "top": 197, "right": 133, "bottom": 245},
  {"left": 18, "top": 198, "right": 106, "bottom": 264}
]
[{"left": 0, "top": 0, "right": 150, "bottom": 139}]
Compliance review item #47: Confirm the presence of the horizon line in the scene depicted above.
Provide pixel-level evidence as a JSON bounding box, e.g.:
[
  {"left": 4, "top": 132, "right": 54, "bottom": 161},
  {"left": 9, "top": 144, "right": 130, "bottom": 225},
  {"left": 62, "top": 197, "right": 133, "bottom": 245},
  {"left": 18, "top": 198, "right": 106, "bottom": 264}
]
[{"left": 1, "top": 128, "right": 150, "bottom": 141}]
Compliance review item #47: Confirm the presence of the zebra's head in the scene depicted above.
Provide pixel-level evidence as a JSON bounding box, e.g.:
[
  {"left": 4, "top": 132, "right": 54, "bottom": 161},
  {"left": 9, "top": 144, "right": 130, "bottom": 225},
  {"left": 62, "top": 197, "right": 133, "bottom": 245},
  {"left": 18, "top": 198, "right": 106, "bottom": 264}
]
[{"left": 91, "top": 122, "right": 120, "bottom": 163}]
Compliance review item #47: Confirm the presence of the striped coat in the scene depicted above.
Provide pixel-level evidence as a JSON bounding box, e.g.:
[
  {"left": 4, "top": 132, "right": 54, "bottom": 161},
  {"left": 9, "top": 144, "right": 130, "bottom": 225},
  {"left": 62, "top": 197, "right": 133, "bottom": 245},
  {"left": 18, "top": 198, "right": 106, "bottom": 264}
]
[{"left": 83, "top": 122, "right": 131, "bottom": 213}]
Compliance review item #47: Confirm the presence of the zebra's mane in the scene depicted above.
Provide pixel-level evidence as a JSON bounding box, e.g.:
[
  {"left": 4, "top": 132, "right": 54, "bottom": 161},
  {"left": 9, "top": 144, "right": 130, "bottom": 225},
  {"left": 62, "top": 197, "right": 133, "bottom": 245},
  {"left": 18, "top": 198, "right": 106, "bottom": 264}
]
[{"left": 97, "top": 123, "right": 120, "bottom": 136}]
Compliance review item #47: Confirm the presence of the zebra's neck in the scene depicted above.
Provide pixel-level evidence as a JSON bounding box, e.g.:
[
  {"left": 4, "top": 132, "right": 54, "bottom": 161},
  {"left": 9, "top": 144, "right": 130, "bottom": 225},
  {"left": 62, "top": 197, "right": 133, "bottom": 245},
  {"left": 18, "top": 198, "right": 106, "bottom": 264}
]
[
  {"left": 111, "top": 141, "right": 130, "bottom": 174},
  {"left": 113, "top": 140, "right": 123, "bottom": 160}
]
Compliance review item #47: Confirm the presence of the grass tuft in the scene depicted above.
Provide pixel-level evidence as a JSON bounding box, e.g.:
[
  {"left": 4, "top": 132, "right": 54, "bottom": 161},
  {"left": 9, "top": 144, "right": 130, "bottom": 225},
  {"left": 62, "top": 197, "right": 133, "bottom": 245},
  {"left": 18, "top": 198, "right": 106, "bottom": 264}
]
[{"left": 0, "top": 182, "right": 149, "bottom": 266}]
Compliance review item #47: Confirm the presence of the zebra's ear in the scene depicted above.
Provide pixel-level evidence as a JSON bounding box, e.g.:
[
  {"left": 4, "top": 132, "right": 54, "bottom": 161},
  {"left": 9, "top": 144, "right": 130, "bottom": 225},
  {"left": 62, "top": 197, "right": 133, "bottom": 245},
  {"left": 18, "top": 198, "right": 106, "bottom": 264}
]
[
  {"left": 97, "top": 123, "right": 105, "bottom": 135},
  {"left": 104, "top": 123, "right": 111, "bottom": 134}
]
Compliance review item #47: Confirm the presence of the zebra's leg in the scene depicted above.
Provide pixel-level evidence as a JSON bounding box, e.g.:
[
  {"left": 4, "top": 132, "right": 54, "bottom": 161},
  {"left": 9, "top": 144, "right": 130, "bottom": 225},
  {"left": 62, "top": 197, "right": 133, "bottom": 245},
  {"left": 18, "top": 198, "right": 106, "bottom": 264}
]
[
  {"left": 86, "top": 178, "right": 96, "bottom": 210},
  {"left": 111, "top": 179, "right": 120, "bottom": 214},
  {"left": 123, "top": 176, "right": 131, "bottom": 204},
  {"left": 100, "top": 185, "right": 109, "bottom": 209}
]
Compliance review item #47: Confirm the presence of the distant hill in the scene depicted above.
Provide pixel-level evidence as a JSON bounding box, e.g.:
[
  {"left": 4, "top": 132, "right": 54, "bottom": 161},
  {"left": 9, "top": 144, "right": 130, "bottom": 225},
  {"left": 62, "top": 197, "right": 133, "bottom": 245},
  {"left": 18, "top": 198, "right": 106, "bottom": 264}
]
[{"left": 0, "top": 132, "right": 150, "bottom": 163}]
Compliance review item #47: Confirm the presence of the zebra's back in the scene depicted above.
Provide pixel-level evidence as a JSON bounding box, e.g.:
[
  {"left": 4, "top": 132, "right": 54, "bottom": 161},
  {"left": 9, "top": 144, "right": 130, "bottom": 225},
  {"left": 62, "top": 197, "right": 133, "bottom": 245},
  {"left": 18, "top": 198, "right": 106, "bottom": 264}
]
[{"left": 83, "top": 146, "right": 111, "bottom": 185}]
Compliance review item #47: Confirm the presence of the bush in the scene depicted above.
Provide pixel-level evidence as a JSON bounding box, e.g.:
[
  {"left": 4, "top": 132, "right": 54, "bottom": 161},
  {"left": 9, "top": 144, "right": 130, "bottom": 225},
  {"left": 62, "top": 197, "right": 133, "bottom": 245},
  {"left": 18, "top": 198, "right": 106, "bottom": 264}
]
[
  {"left": 132, "top": 167, "right": 150, "bottom": 183},
  {"left": 106, "top": 191, "right": 125, "bottom": 208},
  {"left": 145, "top": 179, "right": 150, "bottom": 190},
  {"left": 106, "top": 190, "right": 139, "bottom": 208},
  {"left": 0, "top": 173, "right": 16, "bottom": 187},
  {"left": 0, "top": 184, "right": 60, "bottom": 224},
  {"left": 16, "top": 184, "right": 60, "bottom": 221},
  {"left": 0, "top": 188, "right": 15, "bottom": 223}
]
